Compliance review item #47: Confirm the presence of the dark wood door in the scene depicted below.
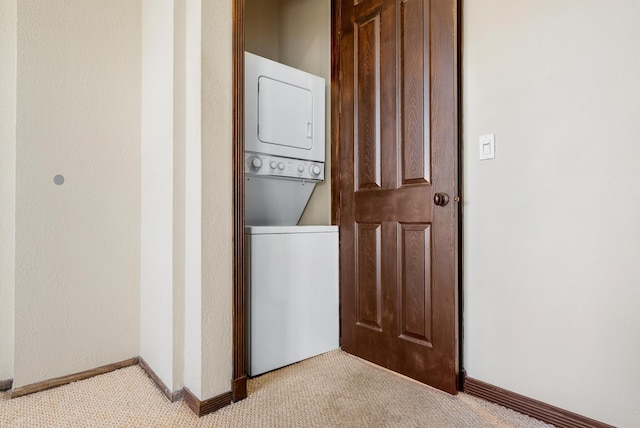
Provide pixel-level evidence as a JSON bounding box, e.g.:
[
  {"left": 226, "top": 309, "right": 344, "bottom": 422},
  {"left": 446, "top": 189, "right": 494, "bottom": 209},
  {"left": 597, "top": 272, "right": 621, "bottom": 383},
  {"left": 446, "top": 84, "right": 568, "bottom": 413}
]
[{"left": 338, "top": 0, "right": 458, "bottom": 394}]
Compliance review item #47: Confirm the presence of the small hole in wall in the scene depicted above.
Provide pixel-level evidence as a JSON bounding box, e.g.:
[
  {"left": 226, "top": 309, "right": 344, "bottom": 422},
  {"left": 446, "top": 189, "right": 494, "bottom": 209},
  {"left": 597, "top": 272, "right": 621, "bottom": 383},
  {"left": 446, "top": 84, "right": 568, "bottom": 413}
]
[{"left": 54, "top": 175, "right": 64, "bottom": 185}]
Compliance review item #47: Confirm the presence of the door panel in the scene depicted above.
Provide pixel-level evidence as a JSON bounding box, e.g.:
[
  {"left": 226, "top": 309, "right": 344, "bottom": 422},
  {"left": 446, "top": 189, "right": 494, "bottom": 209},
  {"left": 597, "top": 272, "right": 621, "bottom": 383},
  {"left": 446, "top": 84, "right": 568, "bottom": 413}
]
[
  {"left": 339, "top": 0, "right": 458, "bottom": 394},
  {"left": 354, "top": 12, "right": 381, "bottom": 190},
  {"left": 400, "top": 0, "right": 431, "bottom": 185},
  {"left": 355, "top": 223, "right": 383, "bottom": 331},
  {"left": 398, "top": 223, "right": 433, "bottom": 347}
]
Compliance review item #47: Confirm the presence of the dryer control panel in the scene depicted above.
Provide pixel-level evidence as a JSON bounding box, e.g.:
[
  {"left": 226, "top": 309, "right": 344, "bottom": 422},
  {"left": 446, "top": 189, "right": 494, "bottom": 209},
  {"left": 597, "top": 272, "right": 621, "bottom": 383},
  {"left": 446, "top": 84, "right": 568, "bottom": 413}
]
[{"left": 245, "top": 152, "right": 324, "bottom": 181}]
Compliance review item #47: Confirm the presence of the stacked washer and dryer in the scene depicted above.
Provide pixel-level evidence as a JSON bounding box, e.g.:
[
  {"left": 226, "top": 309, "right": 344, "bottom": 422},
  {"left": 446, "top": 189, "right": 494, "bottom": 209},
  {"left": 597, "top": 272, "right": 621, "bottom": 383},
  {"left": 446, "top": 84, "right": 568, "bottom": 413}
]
[{"left": 244, "top": 52, "right": 339, "bottom": 376}]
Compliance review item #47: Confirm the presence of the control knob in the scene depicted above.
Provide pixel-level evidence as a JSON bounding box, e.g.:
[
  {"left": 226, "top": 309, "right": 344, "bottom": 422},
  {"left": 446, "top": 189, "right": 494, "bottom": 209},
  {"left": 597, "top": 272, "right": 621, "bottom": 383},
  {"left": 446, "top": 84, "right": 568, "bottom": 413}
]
[
  {"left": 269, "top": 161, "right": 277, "bottom": 170},
  {"left": 310, "top": 164, "right": 322, "bottom": 176},
  {"left": 250, "top": 157, "right": 263, "bottom": 171},
  {"left": 277, "top": 162, "right": 285, "bottom": 171}
]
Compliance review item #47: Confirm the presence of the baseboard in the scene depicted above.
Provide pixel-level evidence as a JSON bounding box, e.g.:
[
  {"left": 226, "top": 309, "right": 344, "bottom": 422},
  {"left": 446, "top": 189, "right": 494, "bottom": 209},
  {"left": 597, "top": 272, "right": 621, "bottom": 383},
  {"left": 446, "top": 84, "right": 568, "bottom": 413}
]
[
  {"left": 463, "top": 376, "right": 615, "bottom": 428},
  {"left": 10, "top": 357, "right": 139, "bottom": 399},
  {"left": 138, "top": 357, "right": 182, "bottom": 403},
  {"left": 0, "top": 379, "right": 12, "bottom": 392},
  {"left": 183, "top": 387, "right": 233, "bottom": 417},
  {"left": 232, "top": 375, "right": 247, "bottom": 402},
  {"left": 457, "top": 368, "right": 467, "bottom": 391}
]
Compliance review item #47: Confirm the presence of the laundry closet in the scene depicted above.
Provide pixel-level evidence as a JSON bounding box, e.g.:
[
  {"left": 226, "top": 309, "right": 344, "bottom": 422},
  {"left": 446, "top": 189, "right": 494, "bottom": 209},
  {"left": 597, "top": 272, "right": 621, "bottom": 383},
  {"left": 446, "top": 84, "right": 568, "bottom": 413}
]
[
  {"left": 244, "top": 0, "right": 337, "bottom": 376},
  {"left": 245, "top": 0, "right": 332, "bottom": 226}
]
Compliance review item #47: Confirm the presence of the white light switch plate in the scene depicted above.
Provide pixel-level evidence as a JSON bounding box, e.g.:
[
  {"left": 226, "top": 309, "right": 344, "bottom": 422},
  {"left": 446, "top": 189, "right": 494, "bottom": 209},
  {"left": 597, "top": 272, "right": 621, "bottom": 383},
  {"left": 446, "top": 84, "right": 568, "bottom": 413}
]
[{"left": 479, "top": 134, "right": 495, "bottom": 160}]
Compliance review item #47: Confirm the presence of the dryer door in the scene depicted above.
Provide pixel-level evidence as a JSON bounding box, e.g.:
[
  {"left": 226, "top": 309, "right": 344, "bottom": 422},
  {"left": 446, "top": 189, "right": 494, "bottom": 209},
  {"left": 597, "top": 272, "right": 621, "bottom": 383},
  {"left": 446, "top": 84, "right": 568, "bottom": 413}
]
[{"left": 258, "top": 77, "right": 313, "bottom": 150}]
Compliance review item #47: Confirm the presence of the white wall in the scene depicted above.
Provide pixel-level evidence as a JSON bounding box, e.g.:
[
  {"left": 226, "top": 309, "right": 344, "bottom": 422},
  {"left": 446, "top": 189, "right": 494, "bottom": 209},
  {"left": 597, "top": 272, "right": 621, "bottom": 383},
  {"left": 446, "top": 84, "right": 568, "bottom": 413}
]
[
  {"left": 140, "top": 0, "right": 182, "bottom": 394},
  {"left": 463, "top": 2, "right": 640, "bottom": 427},
  {"left": 13, "top": 0, "right": 141, "bottom": 388},
  {"left": 6, "top": 0, "right": 231, "bottom": 401},
  {"left": 183, "top": 0, "right": 203, "bottom": 397},
  {"left": 245, "top": 0, "right": 280, "bottom": 62},
  {"left": 280, "top": 0, "right": 332, "bottom": 226},
  {"left": 182, "top": 0, "right": 234, "bottom": 401},
  {"left": 172, "top": 0, "right": 187, "bottom": 395},
  {"left": 140, "top": 0, "right": 233, "bottom": 401},
  {"left": 0, "top": 0, "right": 16, "bottom": 383},
  {"left": 199, "top": 0, "right": 234, "bottom": 400}
]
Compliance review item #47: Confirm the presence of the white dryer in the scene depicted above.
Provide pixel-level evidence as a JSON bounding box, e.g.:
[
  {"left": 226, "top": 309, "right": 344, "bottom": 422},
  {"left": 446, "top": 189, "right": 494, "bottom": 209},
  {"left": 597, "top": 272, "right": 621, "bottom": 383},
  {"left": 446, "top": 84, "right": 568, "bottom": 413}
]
[
  {"left": 245, "top": 52, "right": 325, "bottom": 162},
  {"left": 244, "top": 52, "right": 326, "bottom": 226}
]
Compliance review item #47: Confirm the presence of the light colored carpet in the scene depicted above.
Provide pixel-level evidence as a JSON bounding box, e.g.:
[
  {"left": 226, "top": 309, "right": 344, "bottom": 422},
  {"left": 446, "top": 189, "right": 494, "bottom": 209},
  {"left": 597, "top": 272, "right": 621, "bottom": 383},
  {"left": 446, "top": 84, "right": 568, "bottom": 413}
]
[{"left": 0, "top": 350, "right": 553, "bottom": 427}]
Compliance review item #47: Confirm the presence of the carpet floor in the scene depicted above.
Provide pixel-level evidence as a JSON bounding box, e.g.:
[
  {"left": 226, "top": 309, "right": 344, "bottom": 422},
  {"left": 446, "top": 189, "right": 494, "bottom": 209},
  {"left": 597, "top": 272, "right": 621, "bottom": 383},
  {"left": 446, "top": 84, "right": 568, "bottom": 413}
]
[{"left": 0, "top": 350, "right": 552, "bottom": 427}]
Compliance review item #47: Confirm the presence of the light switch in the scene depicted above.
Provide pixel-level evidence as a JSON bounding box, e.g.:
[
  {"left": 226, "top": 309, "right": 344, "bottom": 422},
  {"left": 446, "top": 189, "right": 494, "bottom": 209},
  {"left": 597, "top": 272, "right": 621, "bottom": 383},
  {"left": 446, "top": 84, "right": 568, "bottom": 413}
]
[{"left": 479, "top": 134, "right": 495, "bottom": 160}]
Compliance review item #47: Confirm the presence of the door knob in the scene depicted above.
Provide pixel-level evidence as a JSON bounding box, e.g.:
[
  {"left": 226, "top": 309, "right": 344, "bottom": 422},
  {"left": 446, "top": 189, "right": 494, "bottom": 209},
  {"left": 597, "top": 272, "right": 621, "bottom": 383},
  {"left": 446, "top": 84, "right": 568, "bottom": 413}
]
[{"left": 434, "top": 192, "right": 449, "bottom": 207}]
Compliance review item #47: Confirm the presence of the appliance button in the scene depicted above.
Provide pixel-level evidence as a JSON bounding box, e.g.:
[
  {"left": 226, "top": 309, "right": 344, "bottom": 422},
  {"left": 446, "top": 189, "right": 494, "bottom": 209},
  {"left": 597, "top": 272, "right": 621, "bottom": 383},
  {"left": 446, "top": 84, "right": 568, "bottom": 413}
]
[
  {"left": 297, "top": 165, "right": 305, "bottom": 173},
  {"left": 250, "top": 157, "right": 263, "bottom": 171},
  {"left": 277, "top": 162, "right": 285, "bottom": 171},
  {"left": 269, "top": 161, "right": 277, "bottom": 169},
  {"left": 310, "top": 164, "right": 321, "bottom": 176}
]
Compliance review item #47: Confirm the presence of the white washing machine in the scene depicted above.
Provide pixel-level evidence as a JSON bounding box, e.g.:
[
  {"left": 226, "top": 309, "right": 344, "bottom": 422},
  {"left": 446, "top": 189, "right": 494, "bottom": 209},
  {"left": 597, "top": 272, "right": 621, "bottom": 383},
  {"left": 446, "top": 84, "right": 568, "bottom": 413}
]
[
  {"left": 246, "top": 225, "right": 339, "bottom": 376},
  {"left": 244, "top": 53, "right": 339, "bottom": 376}
]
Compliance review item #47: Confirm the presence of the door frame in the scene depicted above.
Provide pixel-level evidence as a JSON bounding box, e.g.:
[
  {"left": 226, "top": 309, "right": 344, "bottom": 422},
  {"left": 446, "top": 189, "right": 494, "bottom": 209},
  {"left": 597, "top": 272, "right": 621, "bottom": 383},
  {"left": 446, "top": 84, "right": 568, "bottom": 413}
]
[
  {"left": 231, "top": 0, "right": 464, "bottom": 399},
  {"left": 456, "top": 0, "right": 464, "bottom": 389},
  {"left": 231, "top": 0, "right": 247, "bottom": 402}
]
